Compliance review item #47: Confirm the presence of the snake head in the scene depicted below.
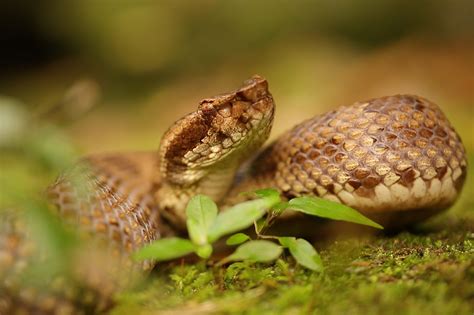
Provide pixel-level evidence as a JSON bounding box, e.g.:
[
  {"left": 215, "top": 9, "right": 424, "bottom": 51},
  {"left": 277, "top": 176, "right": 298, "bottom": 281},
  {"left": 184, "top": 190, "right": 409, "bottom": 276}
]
[
  {"left": 197, "top": 75, "right": 274, "bottom": 159},
  {"left": 199, "top": 75, "right": 270, "bottom": 109},
  {"left": 159, "top": 75, "right": 275, "bottom": 183}
]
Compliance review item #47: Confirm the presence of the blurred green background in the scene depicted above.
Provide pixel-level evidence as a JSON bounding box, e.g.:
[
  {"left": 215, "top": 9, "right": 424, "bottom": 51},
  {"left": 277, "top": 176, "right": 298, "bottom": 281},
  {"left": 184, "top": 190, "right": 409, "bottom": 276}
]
[{"left": 1, "top": 0, "right": 473, "bottom": 153}]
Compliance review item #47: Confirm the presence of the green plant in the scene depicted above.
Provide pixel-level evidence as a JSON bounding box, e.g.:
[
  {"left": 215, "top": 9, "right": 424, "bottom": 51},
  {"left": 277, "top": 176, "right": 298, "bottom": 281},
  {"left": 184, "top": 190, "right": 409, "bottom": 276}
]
[{"left": 134, "top": 189, "right": 383, "bottom": 271}]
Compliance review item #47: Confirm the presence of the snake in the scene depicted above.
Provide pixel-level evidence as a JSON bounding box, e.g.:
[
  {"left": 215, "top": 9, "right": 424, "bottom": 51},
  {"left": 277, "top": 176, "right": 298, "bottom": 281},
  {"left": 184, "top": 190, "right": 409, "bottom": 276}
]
[{"left": 0, "top": 75, "right": 467, "bottom": 314}]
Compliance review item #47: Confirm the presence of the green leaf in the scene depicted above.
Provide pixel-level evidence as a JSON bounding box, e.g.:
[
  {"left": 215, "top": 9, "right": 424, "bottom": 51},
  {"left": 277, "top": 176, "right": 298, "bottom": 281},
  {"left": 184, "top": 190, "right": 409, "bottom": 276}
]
[
  {"left": 20, "top": 199, "right": 79, "bottom": 281},
  {"left": 278, "top": 236, "right": 295, "bottom": 248},
  {"left": 25, "top": 200, "right": 78, "bottom": 256},
  {"left": 134, "top": 237, "right": 196, "bottom": 261},
  {"left": 185, "top": 195, "right": 218, "bottom": 245},
  {"left": 279, "top": 237, "right": 323, "bottom": 272},
  {"left": 288, "top": 197, "right": 383, "bottom": 229},
  {"left": 227, "top": 240, "right": 282, "bottom": 262},
  {"left": 195, "top": 244, "right": 213, "bottom": 259},
  {"left": 208, "top": 196, "right": 278, "bottom": 242},
  {"left": 271, "top": 201, "right": 290, "bottom": 215},
  {"left": 254, "top": 188, "right": 281, "bottom": 200},
  {"left": 254, "top": 217, "right": 267, "bottom": 234},
  {"left": 226, "top": 233, "right": 250, "bottom": 245}
]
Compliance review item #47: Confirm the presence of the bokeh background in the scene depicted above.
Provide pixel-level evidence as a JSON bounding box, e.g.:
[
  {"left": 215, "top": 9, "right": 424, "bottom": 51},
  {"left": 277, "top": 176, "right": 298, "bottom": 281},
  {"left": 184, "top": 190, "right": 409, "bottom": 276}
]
[{"left": 1, "top": 0, "right": 473, "bottom": 153}]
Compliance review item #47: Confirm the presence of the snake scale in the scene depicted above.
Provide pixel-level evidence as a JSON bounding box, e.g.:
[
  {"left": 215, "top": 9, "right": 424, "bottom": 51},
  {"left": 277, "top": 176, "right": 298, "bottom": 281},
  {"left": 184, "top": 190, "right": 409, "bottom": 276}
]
[{"left": 0, "top": 75, "right": 467, "bottom": 314}]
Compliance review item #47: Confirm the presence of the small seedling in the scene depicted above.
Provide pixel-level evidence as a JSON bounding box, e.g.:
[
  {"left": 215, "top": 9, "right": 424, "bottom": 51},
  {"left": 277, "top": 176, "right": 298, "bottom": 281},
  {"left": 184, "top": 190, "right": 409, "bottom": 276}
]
[{"left": 134, "top": 189, "right": 383, "bottom": 271}]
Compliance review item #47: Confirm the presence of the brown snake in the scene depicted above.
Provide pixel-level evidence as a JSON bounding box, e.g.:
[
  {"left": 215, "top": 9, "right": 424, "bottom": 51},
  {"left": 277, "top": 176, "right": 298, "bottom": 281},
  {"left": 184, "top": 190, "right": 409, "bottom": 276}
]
[{"left": 0, "top": 75, "right": 467, "bottom": 314}]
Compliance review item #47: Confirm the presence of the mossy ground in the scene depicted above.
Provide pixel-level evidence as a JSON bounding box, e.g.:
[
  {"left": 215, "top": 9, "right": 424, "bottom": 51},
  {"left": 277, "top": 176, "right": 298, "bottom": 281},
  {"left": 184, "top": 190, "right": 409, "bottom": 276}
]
[{"left": 110, "top": 220, "right": 473, "bottom": 314}]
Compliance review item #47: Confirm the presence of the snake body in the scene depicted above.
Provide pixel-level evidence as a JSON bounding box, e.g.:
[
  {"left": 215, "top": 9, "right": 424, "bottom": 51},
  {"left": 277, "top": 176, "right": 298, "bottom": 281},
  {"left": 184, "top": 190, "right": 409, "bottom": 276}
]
[
  {"left": 1, "top": 75, "right": 467, "bottom": 314},
  {"left": 231, "top": 93, "right": 467, "bottom": 227}
]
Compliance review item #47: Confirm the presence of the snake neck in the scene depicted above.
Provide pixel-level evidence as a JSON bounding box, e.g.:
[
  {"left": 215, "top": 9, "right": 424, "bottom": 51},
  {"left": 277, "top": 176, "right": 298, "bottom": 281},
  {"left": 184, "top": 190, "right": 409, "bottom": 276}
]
[{"left": 155, "top": 161, "right": 239, "bottom": 229}]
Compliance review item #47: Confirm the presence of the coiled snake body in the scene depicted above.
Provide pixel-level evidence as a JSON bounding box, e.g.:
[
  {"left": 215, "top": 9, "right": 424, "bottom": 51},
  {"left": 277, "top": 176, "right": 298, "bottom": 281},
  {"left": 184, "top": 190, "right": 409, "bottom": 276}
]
[{"left": 1, "top": 75, "right": 467, "bottom": 314}]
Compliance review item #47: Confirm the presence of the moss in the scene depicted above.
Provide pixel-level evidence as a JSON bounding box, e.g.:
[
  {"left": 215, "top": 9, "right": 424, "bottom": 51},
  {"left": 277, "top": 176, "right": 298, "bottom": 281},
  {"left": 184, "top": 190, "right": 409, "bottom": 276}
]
[{"left": 111, "top": 215, "right": 474, "bottom": 315}]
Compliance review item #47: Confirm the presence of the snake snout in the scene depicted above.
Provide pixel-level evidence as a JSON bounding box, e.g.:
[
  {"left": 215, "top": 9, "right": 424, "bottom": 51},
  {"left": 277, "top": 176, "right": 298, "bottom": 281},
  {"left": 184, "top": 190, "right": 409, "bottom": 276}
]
[
  {"left": 238, "top": 75, "right": 269, "bottom": 103},
  {"left": 197, "top": 76, "right": 274, "bottom": 140}
]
